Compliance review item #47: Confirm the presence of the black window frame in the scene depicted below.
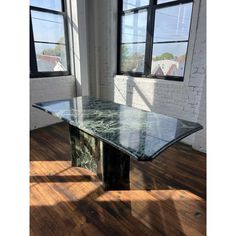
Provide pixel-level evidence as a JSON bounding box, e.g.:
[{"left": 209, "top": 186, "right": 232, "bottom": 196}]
[
  {"left": 117, "top": 0, "right": 194, "bottom": 82},
  {"left": 30, "top": 0, "right": 70, "bottom": 78}
]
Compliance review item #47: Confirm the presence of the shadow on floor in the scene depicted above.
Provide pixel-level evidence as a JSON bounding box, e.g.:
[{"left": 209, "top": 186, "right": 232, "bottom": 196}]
[
  {"left": 31, "top": 185, "right": 206, "bottom": 236},
  {"left": 30, "top": 171, "right": 188, "bottom": 192},
  {"left": 30, "top": 175, "right": 100, "bottom": 183}
]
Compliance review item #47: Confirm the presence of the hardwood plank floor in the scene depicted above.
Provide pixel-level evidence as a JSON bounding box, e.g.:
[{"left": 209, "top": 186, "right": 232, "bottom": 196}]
[{"left": 30, "top": 122, "right": 206, "bottom": 236}]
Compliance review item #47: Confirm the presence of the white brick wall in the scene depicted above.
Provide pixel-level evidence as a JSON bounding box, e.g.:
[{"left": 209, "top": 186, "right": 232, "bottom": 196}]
[
  {"left": 30, "top": 0, "right": 89, "bottom": 130},
  {"left": 86, "top": 0, "right": 206, "bottom": 152},
  {"left": 113, "top": 76, "right": 204, "bottom": 146},
  {"left": 193, "top": 78, "right": 206, "bottom": 152},
  {"left": 30, "top": 76, "right": 76, "bottom": 130},
  {"left": 30, "top": 0, "right": 206, "bottom": 152}
]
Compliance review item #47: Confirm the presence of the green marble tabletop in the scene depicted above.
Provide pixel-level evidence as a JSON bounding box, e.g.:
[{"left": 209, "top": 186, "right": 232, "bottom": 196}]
[{"left": 33, "top": 96, "right": 203, "bottom": 161}]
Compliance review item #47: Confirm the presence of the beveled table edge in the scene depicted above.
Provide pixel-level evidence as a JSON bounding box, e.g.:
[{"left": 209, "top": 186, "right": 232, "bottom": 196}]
[{"left": 33, "top": 97, "right": 203, "bottom": 161}]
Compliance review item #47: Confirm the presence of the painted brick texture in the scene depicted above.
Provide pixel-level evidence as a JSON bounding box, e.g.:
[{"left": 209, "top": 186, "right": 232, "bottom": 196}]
[
  {"left": 30, "top": 76, "right": 76, "bottom": 130},
  {"left": 88, "top": 0, "right": 206, "bottom": 152}
]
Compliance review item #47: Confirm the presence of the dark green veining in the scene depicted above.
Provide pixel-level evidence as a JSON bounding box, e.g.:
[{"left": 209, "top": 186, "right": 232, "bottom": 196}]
[
  {"left": 69, "top": 125, "right": 100, "bottom": 173},
  {"left": 69, "top": 125, "right": 130, "bottom": 190},
  {"left": 33, "top": 96, "right": 203, "bottom": 161}
]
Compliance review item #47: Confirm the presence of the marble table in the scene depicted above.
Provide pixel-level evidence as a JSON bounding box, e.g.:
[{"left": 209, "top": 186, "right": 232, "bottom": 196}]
[{"left": 33, "top": 96, "right": 203, "bottom": 190}]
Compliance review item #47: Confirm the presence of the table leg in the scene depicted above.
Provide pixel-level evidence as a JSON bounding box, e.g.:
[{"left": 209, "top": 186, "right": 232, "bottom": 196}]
[{"left": 69, "top": 125, "right": 130, "bottom": 190}]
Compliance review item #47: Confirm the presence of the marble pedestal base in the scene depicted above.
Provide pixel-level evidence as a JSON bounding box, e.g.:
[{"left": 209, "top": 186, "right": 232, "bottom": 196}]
[{"left": 69, "top": 125, "right": 130, "bottom": 190}]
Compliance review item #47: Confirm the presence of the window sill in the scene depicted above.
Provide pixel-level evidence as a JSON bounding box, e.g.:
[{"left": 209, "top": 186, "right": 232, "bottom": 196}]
[
  {"left": 30, "top": 75, "right": 75, "bottom": 81},
  {"left": 114, "top": 74, "right": 185, "bottom": 85},
  {"left": 30, "top": 72, "right": 71, "bottom": 79},
  {"left": 118, "top": 72, "right": 184, "bottom": 82}
]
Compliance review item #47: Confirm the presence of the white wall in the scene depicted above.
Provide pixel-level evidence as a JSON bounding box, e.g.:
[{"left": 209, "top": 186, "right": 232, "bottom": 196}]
[
  {"left": 85, "top": 0, "right": 118, "bottom": 99},
  {"left": 85, "top": 0, "right": 206, "bottom": 152},
  {"left": 30, "top": 0, "right": 91, "bottom": 130},
  {"left": 30, "top": 0, "right": 206, "bottom": 152},
  {"left": 68, "top": 0, "right": 90, "bottom": 96},
  {"left": 191, "top": 0, "right": 206, "bottom": 152},
  {"left": 30, "top": 76, "right": 76, "bottom": 130}
]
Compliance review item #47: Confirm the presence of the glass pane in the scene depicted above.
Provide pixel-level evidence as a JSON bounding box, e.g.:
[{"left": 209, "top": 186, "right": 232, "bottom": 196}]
[
  {"left": 157, "top": 0, "right": 176, "bottom": 4},
  {"left": 151, "top": 42, "right": 187, "bottom": 77},
  {"left": 122, "top": 11, "right": 147, "bottom": 43},
  {"left": 31, "top": 10, "right": 65, "bottom": 44},
  {"left": 30, "top": 0, "right": 62, "bottom": 11},
  {"left": 121, "top": 43, "right": 145, "bottom": 72},
  {"left": 35, "top": 43, "right": 67, "bottom": 72},
  {"left": 123, "top": 0, "right": 149, "bottom": 11},
  {"left": 153, "top": 3, "right": 192, "bottom": 42}
]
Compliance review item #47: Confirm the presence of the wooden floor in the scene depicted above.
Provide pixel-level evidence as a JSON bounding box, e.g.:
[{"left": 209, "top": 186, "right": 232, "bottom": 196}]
[{"left": 30, "top": 123, "right": 206, "bottom": 236}]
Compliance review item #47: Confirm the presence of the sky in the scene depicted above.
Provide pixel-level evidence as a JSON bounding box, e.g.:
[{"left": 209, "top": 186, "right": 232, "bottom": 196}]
[
  {"left": 30, "top": 0, "right": 61, "bottom": 11},
  {"left": 122, "top": 1, "right": 193, "bottom": 57},
  {"left": 30, "top": 0, "right": 192, "bottom": 58},
  {"left": 30, "top": 0, "right": 64, "bottom": 54},
  {"left": 123, "top": 0, "right": 150, "bottom": 11}
]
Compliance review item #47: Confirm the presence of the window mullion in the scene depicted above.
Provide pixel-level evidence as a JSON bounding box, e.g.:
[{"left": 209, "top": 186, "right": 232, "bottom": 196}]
[
  {"left": 30, "top": 11, "right": 38, "bottom": 75},
  {"left": 30, "top": 6, "right": 63, "bottom": 15},
  {"left": 30, "top": 0, "right": 70, "bottom": 78},
  {"left": 63, "top": 1, "right": 70, "bottom": 75},
  {"left": 122, "top": 5, "right": 149, "bottom": 14},
  {"left": 144, "top": 0, "right": 156, "bottom": 76},
  {"left": 117, "top": 0, "right": 123, "bottom": 74},
  {"left": 118, "top": 0, "right": 193, "bottom": 81}
]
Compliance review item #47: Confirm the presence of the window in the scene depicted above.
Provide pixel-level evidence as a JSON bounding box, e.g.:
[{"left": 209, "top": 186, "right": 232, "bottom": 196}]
[
  {"left": 30, "top": 0, "right": 70, "bottom": 78},
  {"left": 118, "top": 0, "right": 193, "bottom": 81}
]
